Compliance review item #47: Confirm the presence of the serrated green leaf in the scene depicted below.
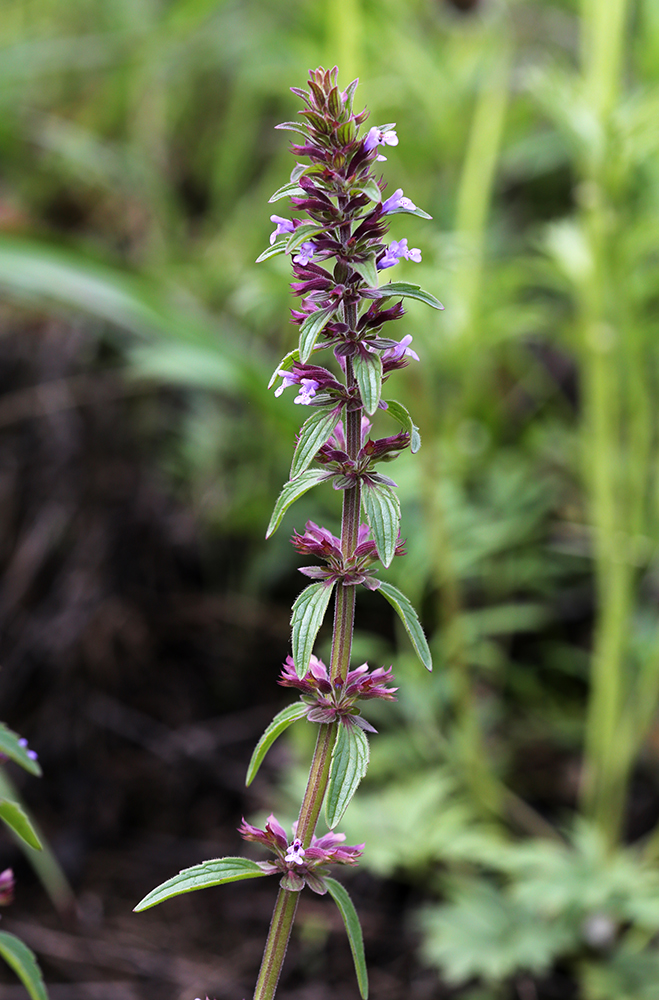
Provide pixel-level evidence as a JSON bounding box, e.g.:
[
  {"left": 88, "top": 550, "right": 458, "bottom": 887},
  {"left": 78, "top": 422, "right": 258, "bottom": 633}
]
[
  {"left": 362, "top": 483, "right": 400, "bottom": 568},
  {"left": 246, "top": 702, "right": 308, "bottom": 786},
  {"left": 384, "top": 399, "right": 421, "bottom": 453},
  {"left": 377, "top": 581, "right": 432, "bottom": 670},
  {"left": 352, "top": 351, "right": 382, "bottom": 415},
  {"left": 290, "top": 406, "right": 339, "bottom": 479},
  {"left": 351, "top": 257, "right": 378, "bottom": 289},
  {"left": 0, "top": 931, "right": 48, "bottom": 1000},
  {"left": 325, "top": 878, "right": 369, "bottom": 999},
  {"left": 0, "top": 800, "right": 42, "bottom": 851},
  {"left": 377, "top": 281, "right": 444, "bottom": 310},
  {"left": 385, "top": 204, "right": 433, "bottom": 220},
  {"left": 299, "top": 305, "right": 335, "bottom": 362},
  {"left": 267, "top": 348, "right": 300, "bottom": 390},
  {"left": 256, "top": 240, "right": 288, "bottom": 263},
  {"left": 286, "top": 222, "right": 324, "bottom": 255},
  {"left": 266, "top": 470, "right": 328, "bottom": 538},
  {"left": 291, "top": 581, "right": 335, "bottom": 677},
  {"left": 326, "top": 725, "right": 370, "bottom": 828},
  {"left": 268, "top": 182, "right": 305, "bottom": 204},
  {"left": 134, "top": 857, "right": 269, "bottom": 912},
  {"left": 355, "top": 178, "right": 381, "bottom": 204},
  {"left": 0, "top": 725, "right": 41, "bottom": 777}
]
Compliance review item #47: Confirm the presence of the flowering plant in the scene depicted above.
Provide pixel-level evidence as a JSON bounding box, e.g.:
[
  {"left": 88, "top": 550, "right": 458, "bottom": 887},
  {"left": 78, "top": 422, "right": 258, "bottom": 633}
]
[{"left": 135, "top": 67, "right": 442, "bottom": 1000}]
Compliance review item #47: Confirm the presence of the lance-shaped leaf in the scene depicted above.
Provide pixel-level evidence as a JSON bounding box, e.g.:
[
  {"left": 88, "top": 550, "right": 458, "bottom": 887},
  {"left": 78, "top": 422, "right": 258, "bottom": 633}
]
[
  {"left": 352, "top": 351, "right": 382, "bottom": 415},
  {"left": 134, "top": 857, "right": 269, "bottom": 912},
  {"left": 377, "top": 581, "right": 432, "bottom": 671},
  {"left": 246, "top": 702, "right": 308, "bottom": 786},
  {"left": 0, "top": 725, "right": 41, "bottom": 777},
  {"left": 362, "top": 483, "right": 400, "bottom": 568},
  {"left": 384, "top": 398, "right": 421, "bottom": 453},
  {"left": 325, "top": 878, "right": 368, "bottom": 1000},
  {"left": 268, "top": 347, "right": 300, "bottom": 390},
  {"left": 299, "top": 305, "right": 335, "bottom": 363},
  {"left": 385, "top": 204, "right": 432, "bottom": 220},
  {"left": 353, "top": 178, "right": 381, "bottom": 204},
  {"left": 325, "top": 724, "right": 369, "bottom": 829},
  {"left": 268, "top": 181, "right": 306, "bottom": 204},
  {"left": 286, "top": 222, "right": 324, "bottom": 255},
  {"left": 290, "top": 406, "right": 340, "bottom": 479},
  {"left": 274, "top": 121, "right": 310, "bottom": 137},
  {"left": 291, "top": 581, "right": 335, "bottom": 678},
  {"left": 376, "top": 281, "right": 444, "bottom": 310},
  {"left": 0, "top": 933, "right": 47, "bottom": 1000},
  {"left": 351, "top": 257, "right": 378, "bottom": 289},
  {"left": 256, "top": 240, "right": 288, "bottom": 263},
  {"left": 266, "top": 469, "right": 328, "bottom": 538},
  {"left": 0, "top": 800, "right": 42, "bottom": 851}
]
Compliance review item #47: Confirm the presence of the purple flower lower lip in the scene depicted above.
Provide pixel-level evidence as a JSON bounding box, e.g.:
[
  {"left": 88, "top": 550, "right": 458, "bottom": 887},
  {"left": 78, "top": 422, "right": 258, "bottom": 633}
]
[
  {"left": 269, "top": 215, "right": 295, "bottom": 245},
  {"left": 377, "top": 238, "right": 422, "bottom": 270}
]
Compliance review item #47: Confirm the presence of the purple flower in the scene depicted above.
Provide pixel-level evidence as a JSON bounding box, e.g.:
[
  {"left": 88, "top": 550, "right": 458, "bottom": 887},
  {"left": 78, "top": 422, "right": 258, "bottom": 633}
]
[
  {"left": 274, "top": 363, "right": 344, "bottom": 403},
  {"left": 0, "top": 868, "right": 14, "bottom": 906},
  {"left": 292, "top": 242, "right": 317, "bottom": 266},
  {"left": 364, "top": 125, "right": 398, "bottom": 161},
  {"left": 238, "top": 814, "right": 363, "bottom": 895},
  {"left": 377, "top": 238, "right": 422, "bottom": 270},
  {"left": 382, "top": 335, "right": 419, "bottom": 363},
  {"left": 382, "top": 188, "right": 416, "bottom": 213},
  {"left": 269, "top": 215, "right": 295, "bottom": 245},
  {"left": 291, "top": 519, "right": 404, "bottom": 587},
  {"left": 278, "top": 654, "right": 397, "bottom": 732},
  {"left": 18, "top": 738, "right": 38, "bottom": 762}
]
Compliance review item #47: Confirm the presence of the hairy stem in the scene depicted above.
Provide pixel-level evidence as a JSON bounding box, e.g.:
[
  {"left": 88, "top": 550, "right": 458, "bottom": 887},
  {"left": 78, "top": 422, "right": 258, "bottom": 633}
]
[{"left": 253, "top": 888, "right": 300, "bottom": 1000}]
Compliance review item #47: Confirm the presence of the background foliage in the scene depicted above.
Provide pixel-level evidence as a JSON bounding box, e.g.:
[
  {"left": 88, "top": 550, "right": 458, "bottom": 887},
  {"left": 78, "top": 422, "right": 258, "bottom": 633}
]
[{"left": 2, "top": 0, "right": 659, "bottom": 997}]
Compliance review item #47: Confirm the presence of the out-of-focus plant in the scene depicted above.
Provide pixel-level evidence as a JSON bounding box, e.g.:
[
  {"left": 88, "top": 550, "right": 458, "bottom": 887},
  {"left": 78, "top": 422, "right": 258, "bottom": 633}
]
[
  {"left": 0, "top": 725, "right": 49, "bottom": 1000},
  {"left": 134, "top": 66, "right": 442, "bottom": 999}
]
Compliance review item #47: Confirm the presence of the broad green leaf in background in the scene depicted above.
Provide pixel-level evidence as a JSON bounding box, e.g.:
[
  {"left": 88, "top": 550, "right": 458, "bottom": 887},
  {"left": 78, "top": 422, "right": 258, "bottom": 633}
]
[
  {"left": 266, "top": 469, "right": 329, "bottom": 538},
  {"left": 290, "top": 405, "right": 339, "bottom": 479},
  {"left": 325, "top": 724, "right": 370, "bottom": 829},
  {"left": 290, "top": 581, "right": 335, "bottom": 678},
  {"left": 325, "top": 877, "right": 369, "bottom": 999},
  {"left": 353, "top": 351, "right": 382, "bottom": 415},
  {"left": 0, "top": 725, "right": 41, "bottom": 777},
  {"left": 377, "top": 581, "right": 432, "bottom": 671},
  {"left": 384, "top": 399, "right": 421, "bottom": 453},
  {"left": 134, "top": 857, "right": 269, "bottom": 912},
  {"left": 298, "top": 305, "right": 335, "bottom": 362},
  {"left": 362, "top": 483, "right": 400, "bottom": 568},
  {"left": 245, "top": 702, "right": 308, "bottom": 786},
  {"left": 0, "top": 800, "right": 42, "bottom": 851},
  {"left": 376, "top": 282, "right": 444, "bottom": 310},
  {"left": 0, "top": 932, "right": 48, "bottom": 1000}
]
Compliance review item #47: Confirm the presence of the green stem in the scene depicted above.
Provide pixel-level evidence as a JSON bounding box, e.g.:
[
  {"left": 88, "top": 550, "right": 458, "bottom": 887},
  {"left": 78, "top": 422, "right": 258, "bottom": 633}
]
[
  {"left": 253, "top": 888, "right": 300, "bottom": 1000},
  {"left": 252, "top": 345, "right": 364, "bottom": 999}
]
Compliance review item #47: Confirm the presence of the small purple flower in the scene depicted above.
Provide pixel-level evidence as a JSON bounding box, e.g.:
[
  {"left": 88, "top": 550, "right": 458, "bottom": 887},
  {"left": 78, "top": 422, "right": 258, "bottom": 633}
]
[
  {"left": 382, "top": 188, "right": 416, "bottom": 213},
  {"left": 377, "top": 238, "right": 422, "bottom": 270},
  {"left": 18, "top": 738, "right": 38, "bottom": 762},
  {"left": 364, "top": 125, "right": 398, "bottom": 161},
  {"left": 238, "top": 814, "right": 363, "bottom": 895},
  {"left": 382, "top": 335, "right": 419, "bottom": 363},
  {"left": 278, "top": 653, "right": 397, "bottom": 732},
  {"left": 294, "top": 378, "right": 319, "bottom": 404},
  {"left": 0, "top": 868, "right": 14, "bottom": 906},
  {"left": 292, "top": 242, "right": 316, "bottom": 266},
  {"left": 269, "top": 215, "right": 295, "bottom": 245}
]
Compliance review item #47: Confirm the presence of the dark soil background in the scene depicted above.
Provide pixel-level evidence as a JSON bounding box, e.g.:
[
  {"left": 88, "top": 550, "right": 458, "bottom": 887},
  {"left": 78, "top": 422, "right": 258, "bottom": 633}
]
[{"left": 0, "top": 318, "right": 446, "bottom": 1000}]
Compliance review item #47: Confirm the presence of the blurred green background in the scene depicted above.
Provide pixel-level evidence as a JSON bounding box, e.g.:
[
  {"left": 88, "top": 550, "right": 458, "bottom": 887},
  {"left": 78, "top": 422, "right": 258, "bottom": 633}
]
[{"left": 3, "top": 0, "right": 659, "bottom": 997}]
